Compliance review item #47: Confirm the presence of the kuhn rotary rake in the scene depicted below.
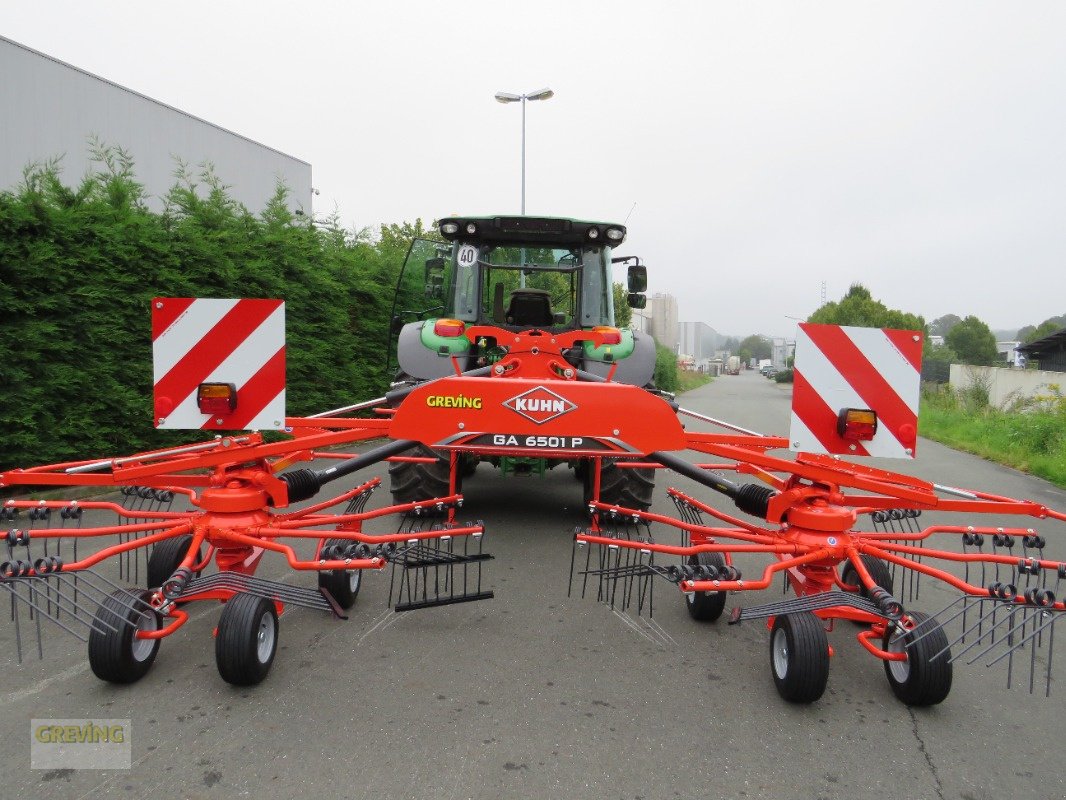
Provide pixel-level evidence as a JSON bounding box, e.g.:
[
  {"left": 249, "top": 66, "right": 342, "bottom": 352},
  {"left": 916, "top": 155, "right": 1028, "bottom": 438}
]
[
  {"left": 3, "top": 317, "right": 1063, "bottom": 704},
  {"left": 0, "top": 421, "right": 491, "bottom": 685}
]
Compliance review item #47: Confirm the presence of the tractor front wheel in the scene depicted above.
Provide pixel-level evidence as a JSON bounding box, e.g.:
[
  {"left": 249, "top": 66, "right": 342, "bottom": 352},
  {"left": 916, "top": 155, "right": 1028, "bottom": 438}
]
[
  {"left": 883, "top": 611, "right": 952, "bottom": 706},
  {"left": 583, "top": 458, "right": 655, "bottom": 511},
  {"left": 215, "top": 593, "right": 279, "bottom": 686},
  {"left": 769, "top": 612, "right": 830, "bottom": 703},
  {"left": 388, "top": 445, "right": 461, "bottom": 512}
]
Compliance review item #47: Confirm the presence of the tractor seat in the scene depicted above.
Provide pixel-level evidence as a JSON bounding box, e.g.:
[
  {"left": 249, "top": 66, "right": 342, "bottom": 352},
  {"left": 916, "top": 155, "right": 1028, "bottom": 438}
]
[{"left": 506, "top": 289, "right": 554, "bottom": 328}]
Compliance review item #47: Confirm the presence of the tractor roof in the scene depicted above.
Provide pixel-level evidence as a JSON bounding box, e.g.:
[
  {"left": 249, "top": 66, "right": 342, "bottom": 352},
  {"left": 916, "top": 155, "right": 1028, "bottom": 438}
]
[{"left": 437, "top": 216, "right": 627, "bottom": 247}]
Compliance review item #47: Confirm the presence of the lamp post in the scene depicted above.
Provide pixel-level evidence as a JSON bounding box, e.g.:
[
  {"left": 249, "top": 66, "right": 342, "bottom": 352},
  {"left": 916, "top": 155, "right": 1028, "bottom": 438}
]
[{"left": 494, "top": 87, "right": 554, "bottom": 215}]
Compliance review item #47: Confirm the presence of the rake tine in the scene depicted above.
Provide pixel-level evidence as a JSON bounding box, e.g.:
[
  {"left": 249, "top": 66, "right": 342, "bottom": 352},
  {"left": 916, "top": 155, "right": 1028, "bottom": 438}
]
[
  {"left": 36, "top": 577, "right": 123, "bottom": 634},
  {"left": 1046, "top": 619, "right": 1056, "bottom": 697},
  {"left": 964, "top": 607, "right": 1033, "bottom": 666},
  {"left": 946, "top": 605, "right": 1027, "bottom": 665},
  {"left": 984, "top": 612, "right": 1062, "bottom": 670},
  {"left": 901, "top": 596, "right": 968, "bottom": 645},
  {"left": 932, "top": 600, "right": 1013, "bottom": 661},
  {"left": 3, "top": 582, "right": 95, "bottom": 640}
]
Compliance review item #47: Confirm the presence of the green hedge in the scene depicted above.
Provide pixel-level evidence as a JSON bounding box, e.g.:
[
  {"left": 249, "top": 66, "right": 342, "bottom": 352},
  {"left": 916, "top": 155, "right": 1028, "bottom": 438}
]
[{"left": 0, "top": 156, "right": 420, "bottom": 470}]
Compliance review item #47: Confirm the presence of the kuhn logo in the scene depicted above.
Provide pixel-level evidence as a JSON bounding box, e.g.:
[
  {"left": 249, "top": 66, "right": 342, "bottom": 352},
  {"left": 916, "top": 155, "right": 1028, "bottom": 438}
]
[{"left": 503, "top": 387, "right": 577, "bottom": 425}]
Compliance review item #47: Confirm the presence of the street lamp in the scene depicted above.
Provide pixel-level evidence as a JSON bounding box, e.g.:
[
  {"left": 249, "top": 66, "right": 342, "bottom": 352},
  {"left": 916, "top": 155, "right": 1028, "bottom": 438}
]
[{"left": 494, "top": 87, "right": 554, "bottom": 215}]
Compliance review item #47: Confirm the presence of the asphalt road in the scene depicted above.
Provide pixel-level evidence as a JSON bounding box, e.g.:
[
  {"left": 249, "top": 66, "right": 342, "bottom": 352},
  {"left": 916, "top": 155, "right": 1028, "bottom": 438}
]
[{"left": 1, "top": 369, "right": 1064, "bottom": 800}]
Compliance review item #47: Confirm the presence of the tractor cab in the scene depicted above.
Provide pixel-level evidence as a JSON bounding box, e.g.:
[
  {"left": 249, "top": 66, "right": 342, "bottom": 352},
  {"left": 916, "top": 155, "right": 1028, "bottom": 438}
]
[{"left": 389, "top": 216, "right": 654, "bottom": 384}]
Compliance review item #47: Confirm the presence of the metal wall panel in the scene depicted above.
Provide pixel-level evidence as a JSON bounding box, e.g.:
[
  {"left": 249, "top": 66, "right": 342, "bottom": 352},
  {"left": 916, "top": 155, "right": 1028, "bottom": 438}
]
[{"left": 0, "top": 36, "right": 311, "bottom": 214}]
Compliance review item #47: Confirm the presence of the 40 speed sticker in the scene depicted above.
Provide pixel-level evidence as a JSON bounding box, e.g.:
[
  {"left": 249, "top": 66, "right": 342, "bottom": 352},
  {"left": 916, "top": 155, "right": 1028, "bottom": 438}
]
[{"left": 464, "top": 433, "right": 613, "bottom": 451}]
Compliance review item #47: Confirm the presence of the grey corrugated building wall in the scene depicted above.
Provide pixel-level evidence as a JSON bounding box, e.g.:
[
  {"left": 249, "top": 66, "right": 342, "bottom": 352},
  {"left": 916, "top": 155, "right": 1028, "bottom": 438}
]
[{"left": 0, "top": 35, "right": 310, "bottom": 214}]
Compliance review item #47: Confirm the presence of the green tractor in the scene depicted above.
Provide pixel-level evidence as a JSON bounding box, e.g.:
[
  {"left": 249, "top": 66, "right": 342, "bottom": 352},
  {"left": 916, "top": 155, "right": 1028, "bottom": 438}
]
[{"left": 387, "top": 215, "right": 657, "bottom": 508}]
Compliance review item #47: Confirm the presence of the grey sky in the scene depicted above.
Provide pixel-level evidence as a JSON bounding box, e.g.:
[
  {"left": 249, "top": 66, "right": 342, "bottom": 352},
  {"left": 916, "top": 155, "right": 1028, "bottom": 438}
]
[{"left": 3, "top": 1, "right": 1064, "bottom": 338}]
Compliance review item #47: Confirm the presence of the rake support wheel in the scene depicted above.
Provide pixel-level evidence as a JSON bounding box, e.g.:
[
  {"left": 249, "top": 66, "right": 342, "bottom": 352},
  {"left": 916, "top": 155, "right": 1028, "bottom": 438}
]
[
  {"left": 147, "top": 534, "right": 202, "bottom": 590},
  {"left": 685, "top": 551, "right": 727, "bottom": 621},
  {"left": 318, "top": 538, "right": 362, "bottom": 610},
  {"left": 883, "top": 611, "right": 953, "bottom": 706},
  {"left": 215, "top": 593, "right": 279, "bottom": 686},
  {"left": 88, "top": 589, "right": 162, "bottom": 684},
  {"left": 770, "top": 612, "right": 830, "bottom": 703}
]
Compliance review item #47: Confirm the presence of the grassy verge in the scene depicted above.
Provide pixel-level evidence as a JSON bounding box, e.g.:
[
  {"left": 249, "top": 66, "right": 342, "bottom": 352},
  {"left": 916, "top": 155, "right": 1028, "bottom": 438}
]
[
  {"left": 919, "top": 386, "right": 1066, "bottom": 488},
  {"left": 677, "top": 371, "right": 713, "bottom": 393}
]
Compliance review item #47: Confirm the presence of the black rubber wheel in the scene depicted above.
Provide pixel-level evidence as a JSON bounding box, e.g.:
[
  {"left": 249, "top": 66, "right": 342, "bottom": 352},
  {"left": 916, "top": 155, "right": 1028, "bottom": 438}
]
[
  {"left": 318, "top": 538, "right": 362, "bottom": 610},
  {"left": 685, "top": 551, "right": 727, "bottom": 622},
  {"left": 840, "top": 555, "right": 893, "bottom": 625},
  {"left": 88, "top": 589, "right": 162, "bottom": 684},
  {"left": 883, "top": 611, "right": 952, "bottom": 706},
  {"left": 840, "top": 555, "right": 894, "bottom": 599},
  {"left": 770, "top": 612, "right": 830, "bottom": 703},
  {"left": 584, "top": 458, "right": 655, "bottom": 511},
  {"left": 215, "top": 593, "right": 279, "bottom": 686},
  {"left": 146, "top": 534, "right": 203, "bottom": 589},
  {"left": 388, "top": 444, "right": 460, "bottom": 513}
]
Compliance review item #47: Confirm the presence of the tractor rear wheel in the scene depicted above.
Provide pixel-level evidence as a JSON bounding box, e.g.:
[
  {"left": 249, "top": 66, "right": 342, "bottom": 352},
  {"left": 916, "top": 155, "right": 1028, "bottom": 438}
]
[
  {"left": 882, "top": 611, "right": 952, "bottom": 706},
  {"left": 584, "top": 458, "right": 655, "bottom": 511},
  {"left": 685, "top": 551, "right": 727, "bottom": 622},
  {"left": 769, "top": 612, "right": 830, "bottom": 703},
  {"left": 388, "top": 444, "right": 461, "bottom": 512}
]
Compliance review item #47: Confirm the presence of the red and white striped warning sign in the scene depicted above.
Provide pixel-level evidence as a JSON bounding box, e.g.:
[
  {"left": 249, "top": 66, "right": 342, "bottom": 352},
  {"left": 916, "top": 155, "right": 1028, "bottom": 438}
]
[
  {"left": 152, "top": 298, "right": 286, "bottom": 431},
  {"left": 790, "top": 323, "right": 922, "bottom": 459}
]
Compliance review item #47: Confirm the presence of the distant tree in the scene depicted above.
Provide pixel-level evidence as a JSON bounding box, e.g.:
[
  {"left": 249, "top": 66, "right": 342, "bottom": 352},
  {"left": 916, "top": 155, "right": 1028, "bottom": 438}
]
[
  {"left": 1024, "top": 319, "right": 1064, "bottom": 343},
  {"left": 946, "top": 315, "right": 998, "bottom": 365},
  {"left": 1017, "top": 324, "right": 1036, "bottom": 342},
  {"left": 739, "top": 334, "right": 771, "bottom": 360},
  {"left": 721, "top": 336, "right": 741, "bottom": 353},
  {"left": 808, "top": 283, "right": 925, "bottom": 332},
  {"left": 925, "top": 342, "right": 958, "bottom": 364},
  {"left": 612, "top": 282, "right": 632, "bottom": 329},
  {"left": 929, "top": 314, "right": 962, "bottom": 337}
]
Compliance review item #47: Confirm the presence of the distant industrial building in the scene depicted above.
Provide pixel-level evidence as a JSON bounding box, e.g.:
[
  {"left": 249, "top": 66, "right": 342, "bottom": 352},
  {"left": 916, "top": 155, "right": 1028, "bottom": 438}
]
[
  {"left": 0, "top": 35, "right": 311, "bottom": 214},
  {"left": 648, "top": 293, "right": 679, "bottom": 353},
  {"left": 772, "top": 337, "right": 795, "bottom": 370},
  {"left": 679, "top": 321, "right": 719, "bottom": 361}
]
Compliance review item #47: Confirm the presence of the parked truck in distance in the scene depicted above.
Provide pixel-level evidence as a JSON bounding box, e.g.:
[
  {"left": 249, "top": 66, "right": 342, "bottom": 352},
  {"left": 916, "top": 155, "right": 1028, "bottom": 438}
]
[{"left": 726, "top": 355, "right": 741, "bottom": 375}]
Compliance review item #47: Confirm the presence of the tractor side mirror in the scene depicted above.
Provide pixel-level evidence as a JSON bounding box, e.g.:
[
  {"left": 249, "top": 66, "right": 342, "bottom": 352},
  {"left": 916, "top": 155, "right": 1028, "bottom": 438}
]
[
  {"left": 390, "top": 315, "right": 404, "bottom": 335},
  {"left": 553, "top": 312, "right": 566, "bottom": 326},
  {"left": 627, "top": 293, "right": 647, "bottom": 309},
  {"left": 627, "top": 264, "right": 648, "bottom": 293},
  {"left": 424, "top": 257, "right": 445, "bottom": 298}
]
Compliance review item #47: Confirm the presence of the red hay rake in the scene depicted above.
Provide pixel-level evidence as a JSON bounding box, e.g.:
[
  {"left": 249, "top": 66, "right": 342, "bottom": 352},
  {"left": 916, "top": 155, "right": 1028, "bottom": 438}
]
[
  {"left": 1, "top": 318, "right": 1063, "bottom": 704},
  {"left": 0, "top": 423, "right": 490, "bottom": 686}
]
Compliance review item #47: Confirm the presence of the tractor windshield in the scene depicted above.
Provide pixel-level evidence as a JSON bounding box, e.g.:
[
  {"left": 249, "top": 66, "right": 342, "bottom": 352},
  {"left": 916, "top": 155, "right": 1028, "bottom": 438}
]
[{"left": 448, "top": 243, "right": 615, "bottom": 329}]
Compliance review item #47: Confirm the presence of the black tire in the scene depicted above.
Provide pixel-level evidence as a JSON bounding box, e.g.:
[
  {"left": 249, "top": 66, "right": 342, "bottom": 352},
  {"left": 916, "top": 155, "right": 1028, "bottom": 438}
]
[
  {"left": 685, "top": 551, "right": 727, "bottom": 622},
  {"left": 882, "top": 611, "right": 952, "bottom": 706},
  {"left": 215, "top": 593, "right": 279, "bottom": 686},
  {"left": 840, "top": 555, "right": 893, "bottom": 625},
  {"left": 770, "top": 612, "right": 830, "bottom": 703},
  {"left": 584, "top": 458, "right": 655, "bottom": 511},
  {"left": 388, "top": 444, "right": 460, "bottom": 513},
  {"left": 318, "top": 538, "right": 362, "bottom": 610},
  {"left": 840, "top": 555, "right": 894, "bottom": 599},
  {"left": 88, "top": 589, "right": 162, "bottom": 684},
  {"left": 147, "top": 534, "right": 202, "bottom": 589}
]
